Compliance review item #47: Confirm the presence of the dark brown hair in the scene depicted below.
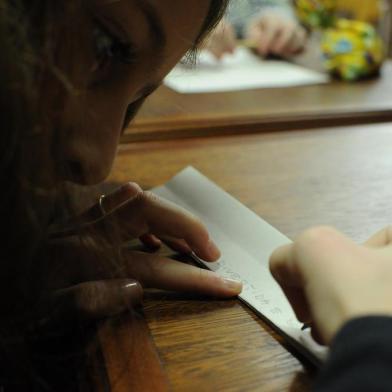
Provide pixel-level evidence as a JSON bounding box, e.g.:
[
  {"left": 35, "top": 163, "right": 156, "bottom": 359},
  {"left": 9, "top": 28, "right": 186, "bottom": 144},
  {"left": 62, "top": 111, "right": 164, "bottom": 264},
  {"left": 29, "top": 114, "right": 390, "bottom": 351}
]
[{"left": 0, "top": 0, "right": 228, "bottom": 390}]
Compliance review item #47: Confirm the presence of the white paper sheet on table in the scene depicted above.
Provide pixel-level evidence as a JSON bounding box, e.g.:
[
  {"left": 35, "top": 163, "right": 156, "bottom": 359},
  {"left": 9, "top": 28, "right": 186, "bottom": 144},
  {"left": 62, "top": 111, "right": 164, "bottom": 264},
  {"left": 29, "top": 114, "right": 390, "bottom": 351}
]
[
  {"left": 164, "top": 48, "right": 329, "bottom": 93},
  {"left": 153, "top": 167, "right": 328, "bottom": 365}
]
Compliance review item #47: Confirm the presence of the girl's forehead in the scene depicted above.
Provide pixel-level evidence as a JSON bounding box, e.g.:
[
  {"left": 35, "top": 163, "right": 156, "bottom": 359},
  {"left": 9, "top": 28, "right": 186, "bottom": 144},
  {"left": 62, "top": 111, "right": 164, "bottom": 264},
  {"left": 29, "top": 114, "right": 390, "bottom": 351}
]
[{"left": 90, "top": 0, "right": 211, "bottom": 47}]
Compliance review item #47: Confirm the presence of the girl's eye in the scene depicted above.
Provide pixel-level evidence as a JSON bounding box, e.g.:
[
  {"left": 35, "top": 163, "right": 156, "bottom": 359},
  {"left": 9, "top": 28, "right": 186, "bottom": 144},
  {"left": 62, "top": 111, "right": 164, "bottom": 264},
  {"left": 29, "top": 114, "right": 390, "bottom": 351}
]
[{"left": 91, "top": 22, "right": 136, "bottom": 79}]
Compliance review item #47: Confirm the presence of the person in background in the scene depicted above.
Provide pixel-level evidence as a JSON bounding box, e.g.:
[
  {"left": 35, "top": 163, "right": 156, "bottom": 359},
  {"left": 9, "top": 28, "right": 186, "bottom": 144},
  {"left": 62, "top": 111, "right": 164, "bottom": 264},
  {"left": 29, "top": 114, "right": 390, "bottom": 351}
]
[{"left": 204, "top": 0, "right": 308, "bottom": 59}]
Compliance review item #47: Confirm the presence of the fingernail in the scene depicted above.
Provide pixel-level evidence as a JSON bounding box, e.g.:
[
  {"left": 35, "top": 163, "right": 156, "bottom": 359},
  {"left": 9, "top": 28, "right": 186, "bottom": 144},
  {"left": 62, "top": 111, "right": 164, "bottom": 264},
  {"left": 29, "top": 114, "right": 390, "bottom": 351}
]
[
  {"left": 222, "top": 278, "right": 243, "bottom": 294},
  {"left": 207, "top": 239, "right": 221, "bottom": 260},
  {"left": 121, "top": 280, "right": 143, "bottom": 307}
]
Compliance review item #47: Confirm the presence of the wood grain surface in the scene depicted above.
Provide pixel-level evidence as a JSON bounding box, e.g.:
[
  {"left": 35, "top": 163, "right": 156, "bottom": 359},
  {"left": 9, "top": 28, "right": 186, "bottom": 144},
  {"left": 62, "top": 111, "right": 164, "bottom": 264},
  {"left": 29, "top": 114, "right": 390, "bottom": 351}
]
[
  {"left": 97, "top": 310, "right": 170, "bottom": 392},
  {"left": 98, "top": 122, "right": 392, "bottom": 391},
  {"left": 124, "top": 61, "right": 392, "bottom": 143}
]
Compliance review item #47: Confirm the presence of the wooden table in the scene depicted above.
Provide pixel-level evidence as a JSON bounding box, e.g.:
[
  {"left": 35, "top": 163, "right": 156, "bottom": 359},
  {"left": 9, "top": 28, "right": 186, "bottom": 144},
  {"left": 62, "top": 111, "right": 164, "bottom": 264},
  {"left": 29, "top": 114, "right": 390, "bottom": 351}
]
[
  {"left": 96, "top": 122, "right": 392, "bottom": 391},
  {"left": 124, "top": 61, "right": 392, "bottom": 143}
]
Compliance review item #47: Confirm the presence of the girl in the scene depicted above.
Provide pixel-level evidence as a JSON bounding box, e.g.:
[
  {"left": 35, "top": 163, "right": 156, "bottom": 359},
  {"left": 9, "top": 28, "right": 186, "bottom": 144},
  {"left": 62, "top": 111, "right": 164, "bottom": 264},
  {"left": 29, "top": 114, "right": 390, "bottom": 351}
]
[
  {"left": 0, "top": 0, "right": 241, "bottom": 388},
  {"left": 2, "top": 0, "right": 392, "bottom": 390}
]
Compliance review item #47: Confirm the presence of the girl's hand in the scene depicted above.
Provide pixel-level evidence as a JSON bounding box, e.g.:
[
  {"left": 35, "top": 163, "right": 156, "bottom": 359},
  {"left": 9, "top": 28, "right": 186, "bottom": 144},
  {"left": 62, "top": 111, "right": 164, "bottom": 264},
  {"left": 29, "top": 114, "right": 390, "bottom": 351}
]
[
  {"left": 246, "top": 11, "right": 307, "bottom": 57},
  {"left": 270, "top": 226, "right": 392, "bottom": 345},
  {"left": 39, "top": 183, "right": 242, "bottom": 331},
  {"left": 203, "top": 18, "right": 237, "bottom": 60}
]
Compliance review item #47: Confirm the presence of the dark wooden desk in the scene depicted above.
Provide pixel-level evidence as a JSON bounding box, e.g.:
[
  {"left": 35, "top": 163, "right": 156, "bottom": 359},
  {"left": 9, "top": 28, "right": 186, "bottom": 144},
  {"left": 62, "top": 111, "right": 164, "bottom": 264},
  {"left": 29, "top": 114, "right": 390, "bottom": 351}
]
[
  {"left": 124, "top": 61, "right": 392, "bottom": 143},
  {"left": 101, "top": 122, "right": 392, "bottom": 391}
]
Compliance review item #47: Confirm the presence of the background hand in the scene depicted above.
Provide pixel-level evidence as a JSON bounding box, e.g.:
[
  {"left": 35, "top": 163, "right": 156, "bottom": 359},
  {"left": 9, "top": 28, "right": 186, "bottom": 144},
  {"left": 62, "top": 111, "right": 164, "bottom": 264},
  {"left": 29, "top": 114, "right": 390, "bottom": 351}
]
[
  {"left": 246, "top": 11, "right": 307, "bottom": 57},
  {"left": 203, "top": 18, "right": 237, "bottom": 60}
]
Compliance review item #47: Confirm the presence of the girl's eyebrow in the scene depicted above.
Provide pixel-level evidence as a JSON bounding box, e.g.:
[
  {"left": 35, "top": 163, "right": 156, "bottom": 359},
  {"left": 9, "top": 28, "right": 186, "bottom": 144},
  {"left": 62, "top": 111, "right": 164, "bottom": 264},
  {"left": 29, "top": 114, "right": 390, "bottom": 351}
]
[
  {"left": 135, "top": 0, "right": 166, "bottom": 51},
  {"left": 100, "top": 0, "right": 167, "bottom": 51}
]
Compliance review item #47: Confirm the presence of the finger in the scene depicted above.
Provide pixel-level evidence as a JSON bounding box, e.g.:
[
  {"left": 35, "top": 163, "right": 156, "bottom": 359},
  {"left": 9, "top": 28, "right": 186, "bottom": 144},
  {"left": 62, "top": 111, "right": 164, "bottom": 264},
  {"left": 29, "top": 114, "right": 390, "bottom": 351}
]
[
  {"left": 208, "top": 45, "right": 226, "bottom": 60},
  {"left": 126, "top": 251, "right": 242, "bottom": 298},
  {"left": 270, "top": 244, "right": 303, "bottom": 286},
  {"left": 87, "top": 182, "right": 143, "bottom": 221},
  {"left": 248, "top": 20, "right": 275, "bottom": 56},
  {"left": 223, "top": 27, "right": 237, "bottom": 54},
  {"left": 281, "top": 29, "right": 306, "bottom": 57},
  {"left": 260, "top": 28, "right": 280, "bottom": 56},
  {"left": 204, "top": 37, "right": 227, "bottom": 60},
  {"left": 254, "top": 16, "right": 284, "bottom": 56},
  {"left": 204, "top": 20, "right": 236, "bottom": 59},
  {"left": 207, "top": 35, "right": 236, "bottom": 59},
  {"left": 217, "top": 24, "right": 237, "bottom": 54},
  {"left": 281, "top": 286, "right": 311, "bottom": 324},
  {"left": 289, "top": 28, "right": 307, "bottom": 54},
  {"left": 33, "top": 279, "right": 143, "bottom": 333},
  {"left": 270, "top": 244, "right": 311, "bottom": 322},
  {"left": 50, "top": 182, "right": 143, "bottom": 238},
  {"left": 208, "top": 44, "right": 231, "bottom": 60},
  {"left": 100, "top": 182, "right": 143, "bottom": 212},
  {"left": 364, "top": 226, "right": 392, "bottom": 248},
  {"left": 160, "top": 236, "right": 193, "bottom": 254},
  {"left": 140, "top": 233, "right": 162, "bottom": 250},
  {"left": 271, "top": 25, "right": 295, "bottom": 55},
  {"left": 55, "top": 183, "right": 221, "bottom": 261},
  {"left": 106, "top": 190, "right": 221, "bottom": 261},
  {"left": 61, "top": 279, "right": 143, "bottom": 319}
]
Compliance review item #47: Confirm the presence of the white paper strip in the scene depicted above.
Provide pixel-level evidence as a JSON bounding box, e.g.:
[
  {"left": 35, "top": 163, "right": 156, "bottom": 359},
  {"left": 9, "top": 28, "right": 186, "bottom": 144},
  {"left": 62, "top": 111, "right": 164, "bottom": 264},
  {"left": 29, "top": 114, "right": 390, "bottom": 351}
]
[{"left": 153, "top": 167, "right": 328, "bottom": 365}]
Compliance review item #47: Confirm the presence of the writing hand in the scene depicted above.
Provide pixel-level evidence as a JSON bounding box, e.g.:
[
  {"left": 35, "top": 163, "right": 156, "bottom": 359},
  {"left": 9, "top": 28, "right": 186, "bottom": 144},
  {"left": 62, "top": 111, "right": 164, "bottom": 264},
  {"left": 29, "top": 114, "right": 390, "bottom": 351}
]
[{"left": 270, "top": 226, "right": 392, "bottom": 345}]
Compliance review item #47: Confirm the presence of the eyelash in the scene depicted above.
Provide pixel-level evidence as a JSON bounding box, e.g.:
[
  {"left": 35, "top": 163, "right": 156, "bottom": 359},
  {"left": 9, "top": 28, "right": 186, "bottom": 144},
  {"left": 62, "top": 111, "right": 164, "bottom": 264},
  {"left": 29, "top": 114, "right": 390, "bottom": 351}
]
[{"left": 92, "top": 21, "right": 136, "bottom": 78}]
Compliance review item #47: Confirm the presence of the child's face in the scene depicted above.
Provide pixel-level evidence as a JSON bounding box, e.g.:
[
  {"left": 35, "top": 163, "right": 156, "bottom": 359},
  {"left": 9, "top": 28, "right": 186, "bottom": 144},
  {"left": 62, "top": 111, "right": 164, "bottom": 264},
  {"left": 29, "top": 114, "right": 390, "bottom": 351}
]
[{"left": 59, "top": 0, "right": 211, "bottom": 184}]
